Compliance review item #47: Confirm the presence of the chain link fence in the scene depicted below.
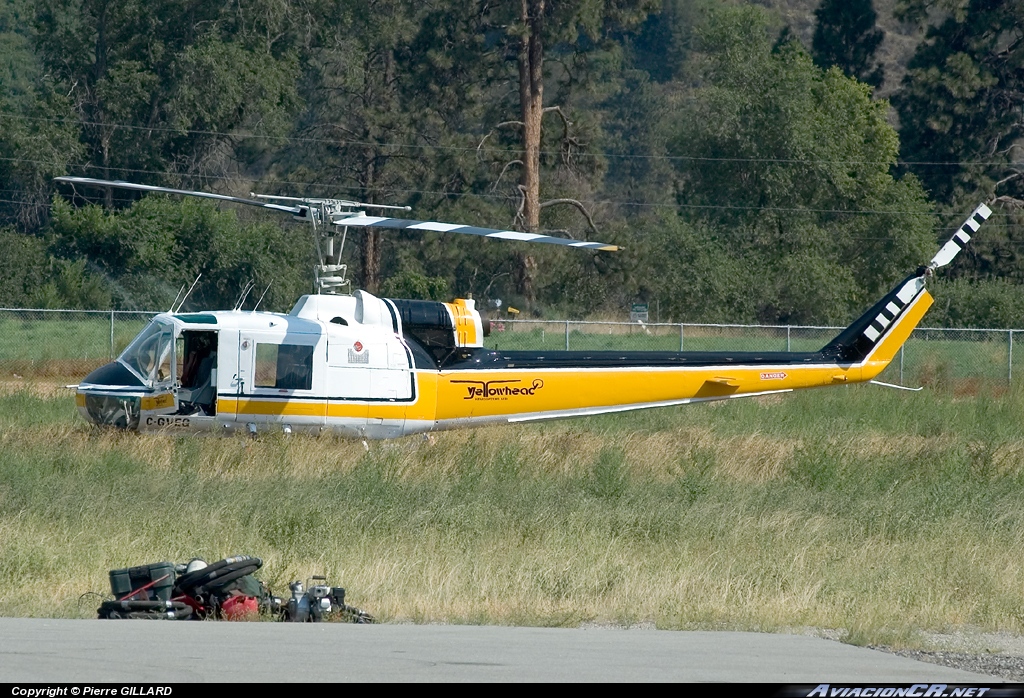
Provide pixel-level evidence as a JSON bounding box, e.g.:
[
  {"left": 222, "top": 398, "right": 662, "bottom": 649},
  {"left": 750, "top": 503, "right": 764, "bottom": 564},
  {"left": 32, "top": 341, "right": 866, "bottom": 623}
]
[
  {"left": 487, "top": 319, "right": 1022, "bottom": 393},
  {"left": 0, "top": 308, "right": 1019, "bottom": 393},
  {"left": 0, "top": 308, "right": 157, "bottom": 380}
]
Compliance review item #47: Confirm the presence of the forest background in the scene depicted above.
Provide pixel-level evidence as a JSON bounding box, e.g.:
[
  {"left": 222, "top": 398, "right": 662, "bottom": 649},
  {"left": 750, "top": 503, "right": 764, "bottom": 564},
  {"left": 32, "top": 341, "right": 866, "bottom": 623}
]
[{"left": 1, "top": 0, "right": 1023, "bottom": 328}]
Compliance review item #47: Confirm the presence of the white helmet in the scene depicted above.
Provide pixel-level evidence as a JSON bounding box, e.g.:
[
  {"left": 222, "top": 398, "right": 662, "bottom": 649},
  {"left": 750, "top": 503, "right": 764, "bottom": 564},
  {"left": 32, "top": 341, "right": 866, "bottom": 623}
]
[{"left": 185, "top": 558, "right": 208, "bottom": 574}]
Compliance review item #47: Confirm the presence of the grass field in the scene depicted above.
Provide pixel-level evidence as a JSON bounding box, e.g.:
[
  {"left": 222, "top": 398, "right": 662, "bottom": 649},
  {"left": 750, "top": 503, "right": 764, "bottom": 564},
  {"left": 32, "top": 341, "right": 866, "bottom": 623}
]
[{"left": 3, "top": 383, "right": 1024, "bottom": 647}]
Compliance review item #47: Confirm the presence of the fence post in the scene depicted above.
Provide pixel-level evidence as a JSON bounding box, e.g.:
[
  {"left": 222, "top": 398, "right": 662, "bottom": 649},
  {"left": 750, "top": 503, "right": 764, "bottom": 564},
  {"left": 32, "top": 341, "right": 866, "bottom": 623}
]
[
  {"left": 786, "top": 325, "right": 791, "bottom": 352},
  {"left": 110, "top": 309, "right": 115, "bottom": 359},
  {"left": 565, "top": 320, "right": 570, "bottom": 351},
  {"left": 1009, "top": 330, "right": 1014, "bottom": 386},
  {"left": 680, "top": 324, "right": 684, "bottom": 352}
]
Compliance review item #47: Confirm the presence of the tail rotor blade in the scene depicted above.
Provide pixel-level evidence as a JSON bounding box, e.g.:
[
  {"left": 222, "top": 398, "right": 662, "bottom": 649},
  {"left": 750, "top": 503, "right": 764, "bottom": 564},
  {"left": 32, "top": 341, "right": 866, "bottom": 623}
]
[{"left": 929, "top": 203, "right": 992, "bottom": 270}]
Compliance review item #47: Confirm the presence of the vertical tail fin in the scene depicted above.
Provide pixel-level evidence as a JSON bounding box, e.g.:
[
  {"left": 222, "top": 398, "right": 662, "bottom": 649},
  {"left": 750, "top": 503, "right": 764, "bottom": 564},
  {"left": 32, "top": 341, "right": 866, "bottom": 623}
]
[{"left": 820, "top": 203, "right": 993, "bottom": 364}]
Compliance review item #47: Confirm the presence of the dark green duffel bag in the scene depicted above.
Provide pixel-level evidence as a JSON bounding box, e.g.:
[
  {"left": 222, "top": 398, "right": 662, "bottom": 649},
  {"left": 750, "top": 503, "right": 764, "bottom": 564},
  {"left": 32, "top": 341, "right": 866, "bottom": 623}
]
[{"left": 108, "top": 561, "right": 175, "bottom": 602}]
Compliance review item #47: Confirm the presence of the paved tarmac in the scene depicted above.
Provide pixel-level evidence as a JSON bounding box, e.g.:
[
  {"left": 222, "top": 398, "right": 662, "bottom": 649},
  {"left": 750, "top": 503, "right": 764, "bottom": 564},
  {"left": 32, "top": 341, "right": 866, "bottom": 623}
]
[{"left": 0, "top": 618, "right": 1008, "bottom": 683}]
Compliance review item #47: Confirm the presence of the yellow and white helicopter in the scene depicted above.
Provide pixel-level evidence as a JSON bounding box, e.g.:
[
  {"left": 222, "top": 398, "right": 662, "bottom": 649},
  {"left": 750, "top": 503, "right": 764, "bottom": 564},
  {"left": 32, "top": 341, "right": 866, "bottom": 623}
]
[{"left": 56, "top": 176, "right": 989, "bottom": 439}]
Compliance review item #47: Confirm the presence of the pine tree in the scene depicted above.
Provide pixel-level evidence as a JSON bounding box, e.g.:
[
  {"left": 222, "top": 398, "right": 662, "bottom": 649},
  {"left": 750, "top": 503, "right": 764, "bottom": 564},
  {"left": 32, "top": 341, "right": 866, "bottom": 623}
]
[
  {"left": 668, "top": 6, "right": 934, "bottom": 323},
  {"left": 894, "top": 0, "right": 1024, "bottom": 206},
  {"left": 811, "top": 0, "right": 885, "bottom": 89},
  {"left": 894, "top": 0, "right": 1024, "bottom": 282}
]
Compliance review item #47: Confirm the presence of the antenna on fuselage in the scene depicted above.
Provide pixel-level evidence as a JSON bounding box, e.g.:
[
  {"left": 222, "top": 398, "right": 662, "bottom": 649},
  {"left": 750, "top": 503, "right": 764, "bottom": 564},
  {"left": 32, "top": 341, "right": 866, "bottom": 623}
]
[
  {"left": 168, "top": 283, "right": 187, "bottom": 314},
  {"left": 233, "top": 279, "right": 255, "bottom": 311},
  {"left": 173, "top": 273, "right": 202, "bottom": 313},
  {"left": 252, "top": 280, "right": 273, "bottom": 312}
]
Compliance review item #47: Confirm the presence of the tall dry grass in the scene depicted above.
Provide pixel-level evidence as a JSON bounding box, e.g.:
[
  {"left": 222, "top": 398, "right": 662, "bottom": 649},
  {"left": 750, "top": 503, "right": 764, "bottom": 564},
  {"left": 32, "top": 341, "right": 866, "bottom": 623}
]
[{"left": 3, "top": 385, "right": 1024, "bottom": 645}]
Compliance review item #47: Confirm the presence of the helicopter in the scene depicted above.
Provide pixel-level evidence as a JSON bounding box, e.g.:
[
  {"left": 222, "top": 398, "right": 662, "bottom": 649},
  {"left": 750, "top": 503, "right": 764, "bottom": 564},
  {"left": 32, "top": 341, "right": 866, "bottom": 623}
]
[{"left": 55, "top": 176, "right": 990, "bottom": 439}]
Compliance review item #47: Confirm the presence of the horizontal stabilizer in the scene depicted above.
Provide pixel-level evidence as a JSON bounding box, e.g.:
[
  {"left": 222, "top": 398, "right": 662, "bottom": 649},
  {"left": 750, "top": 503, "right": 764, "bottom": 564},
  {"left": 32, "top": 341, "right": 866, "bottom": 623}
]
[{"left": 705, "top": 376, "right": 739, "bottom": 386}]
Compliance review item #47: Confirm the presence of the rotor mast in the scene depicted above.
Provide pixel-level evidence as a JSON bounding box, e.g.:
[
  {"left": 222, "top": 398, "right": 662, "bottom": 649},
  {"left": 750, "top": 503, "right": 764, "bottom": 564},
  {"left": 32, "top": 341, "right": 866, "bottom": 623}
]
[{"left": 250, "top": 194, "right": 412, "bottom": 296}]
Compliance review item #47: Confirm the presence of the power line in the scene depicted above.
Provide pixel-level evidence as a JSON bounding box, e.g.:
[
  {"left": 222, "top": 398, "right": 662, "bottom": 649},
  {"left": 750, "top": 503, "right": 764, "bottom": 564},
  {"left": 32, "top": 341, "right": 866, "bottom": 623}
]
[
  {"left": 0, "top": 157, "right": 996, "bottom": 220},
  {"left": 1, "top": 165, "right": 1020, "bottom": 223},
  {"left": 3, "top": 111, "right": 1022, "bottom": 168},
  {"left": 5, "top": 192, "right": 1024, "bottom": 241}
]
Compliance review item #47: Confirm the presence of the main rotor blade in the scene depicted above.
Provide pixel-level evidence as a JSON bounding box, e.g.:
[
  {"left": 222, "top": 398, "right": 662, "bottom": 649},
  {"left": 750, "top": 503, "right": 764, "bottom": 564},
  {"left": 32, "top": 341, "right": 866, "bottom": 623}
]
[
  {"left": 55, "top": 176, "right": 621, "bottom": 251},
  {"left": 54, "top": 176, "right": 306, "bottom": 216},
  {"left": 334, "top": 215, "right": 622, "bottom": 252},
  {"left": 929, "top": 202, "right": 992, "bottom": 269}
]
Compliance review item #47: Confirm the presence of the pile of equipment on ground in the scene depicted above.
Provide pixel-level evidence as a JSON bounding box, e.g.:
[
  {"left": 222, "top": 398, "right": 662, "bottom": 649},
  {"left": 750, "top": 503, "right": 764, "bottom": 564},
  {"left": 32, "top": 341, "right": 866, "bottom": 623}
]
[{"left": 96, "top": 556, "right": 374, "bottom": 623}]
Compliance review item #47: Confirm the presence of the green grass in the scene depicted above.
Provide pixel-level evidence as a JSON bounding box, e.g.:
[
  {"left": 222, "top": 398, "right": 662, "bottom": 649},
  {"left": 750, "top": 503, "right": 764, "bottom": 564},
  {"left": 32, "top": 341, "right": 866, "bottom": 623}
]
[{"left": 4, "top": 385, "right": 1024, "bottom": 646}]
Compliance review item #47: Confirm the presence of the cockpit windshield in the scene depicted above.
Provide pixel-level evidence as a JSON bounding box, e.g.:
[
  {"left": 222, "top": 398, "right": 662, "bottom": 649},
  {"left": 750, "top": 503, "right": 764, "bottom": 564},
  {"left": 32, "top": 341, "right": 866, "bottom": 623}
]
[{"left": 118, "top": 320, "right": 175, "bottom": 386}]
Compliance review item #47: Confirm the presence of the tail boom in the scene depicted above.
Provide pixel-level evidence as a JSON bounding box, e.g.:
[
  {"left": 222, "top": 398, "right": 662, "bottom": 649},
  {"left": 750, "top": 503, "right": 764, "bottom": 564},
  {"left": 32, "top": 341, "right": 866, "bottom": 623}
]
[{"left": 427, "top": 204, "right": 989, "bottom": 427}]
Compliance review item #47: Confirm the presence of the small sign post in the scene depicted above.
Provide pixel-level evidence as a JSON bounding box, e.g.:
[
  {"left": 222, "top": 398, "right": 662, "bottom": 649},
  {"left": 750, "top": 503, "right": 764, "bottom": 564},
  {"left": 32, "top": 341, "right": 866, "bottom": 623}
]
[{"left": 630, "top": 303, "right": 649, "bottom": 323}]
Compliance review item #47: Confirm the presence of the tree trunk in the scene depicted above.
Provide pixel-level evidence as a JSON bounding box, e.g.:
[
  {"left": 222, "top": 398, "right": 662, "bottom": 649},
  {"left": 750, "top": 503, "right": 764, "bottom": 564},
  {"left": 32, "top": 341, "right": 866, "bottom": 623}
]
[
  {"left": 515, "top": 0, "right": 544, "bottom": 306},
  {"left": 361, "top": 153, "right": 380, "bottom": 294},
  {"left": 512, "top": 251, "right": 537, "bottom": 305},
  {"left": 518, "top": 0, "right": 544, "bottom": 233},
  {"left": 363, "top": 229, "right": 381, "bottom": 295},
  {"left": 95, "top": 1, "right": 113, "bottom": 207},
  {"left": 356, "top": 47, "right": 400, "bottom": 296},
  {"left": 101, "top": 128, "right": 113, "bottom": 208}
]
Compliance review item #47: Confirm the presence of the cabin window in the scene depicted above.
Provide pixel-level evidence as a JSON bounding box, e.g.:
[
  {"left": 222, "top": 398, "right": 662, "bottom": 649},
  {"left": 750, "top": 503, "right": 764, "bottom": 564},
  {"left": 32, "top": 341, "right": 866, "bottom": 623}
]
[{"left": 255, "top": 343, "right": 314, "bottom": 390}]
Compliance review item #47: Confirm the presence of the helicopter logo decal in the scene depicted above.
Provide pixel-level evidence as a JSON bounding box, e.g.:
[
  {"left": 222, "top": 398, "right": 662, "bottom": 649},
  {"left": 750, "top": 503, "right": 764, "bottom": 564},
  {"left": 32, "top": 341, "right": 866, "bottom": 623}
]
[
  {"left": 451, "top": 378, "right": 545, "bottom": 400},
  {"left": 348, "top": 341, "right": 369, "bottom": 364}
]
